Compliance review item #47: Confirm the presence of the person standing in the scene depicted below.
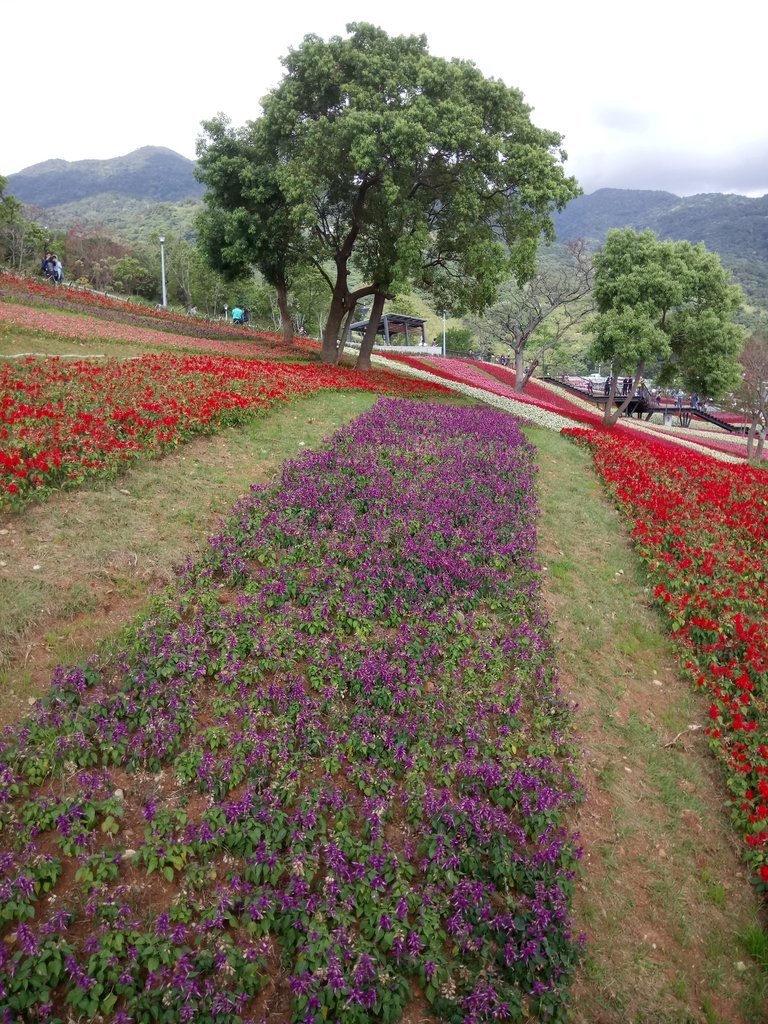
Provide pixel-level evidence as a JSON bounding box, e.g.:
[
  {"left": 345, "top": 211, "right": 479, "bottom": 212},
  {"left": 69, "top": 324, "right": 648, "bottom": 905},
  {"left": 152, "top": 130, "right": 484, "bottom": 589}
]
[
  {"left": 52, "top": 255, "right": 63, "bottom": 284},
  {"left": 40, "top": 252, "right": 55, "bottom": 281}
]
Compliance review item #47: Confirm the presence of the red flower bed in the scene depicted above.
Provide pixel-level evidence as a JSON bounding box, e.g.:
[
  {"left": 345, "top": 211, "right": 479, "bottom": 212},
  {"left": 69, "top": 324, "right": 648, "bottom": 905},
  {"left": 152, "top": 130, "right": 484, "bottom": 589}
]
[
  {"left": 563, "top": 426, "right": 768, "bottom": 887},
  {"left": 459, "top": 361, "right": 596, "bottom": 416},
  {"left": 1, "top": 272, "right": 158, "bottom": 315},
  {"left": 384, "top": 355, "right": 669, "bottom": 440},
  {"left": 470, "top": 364, "right": 764, "bottom": 459},
  {"left": 0, "top": 352, "right": 448, "bottom": 509},
  {"left": 383, "top": 354, "right": 593, "bottom": 416}
]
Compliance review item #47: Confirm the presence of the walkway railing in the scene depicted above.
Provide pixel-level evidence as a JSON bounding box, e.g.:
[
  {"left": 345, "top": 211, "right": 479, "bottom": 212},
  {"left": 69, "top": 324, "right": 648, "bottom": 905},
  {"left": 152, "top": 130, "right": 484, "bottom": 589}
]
[{"left": 544, "top": 377, "right": 750, "bottom": 434}]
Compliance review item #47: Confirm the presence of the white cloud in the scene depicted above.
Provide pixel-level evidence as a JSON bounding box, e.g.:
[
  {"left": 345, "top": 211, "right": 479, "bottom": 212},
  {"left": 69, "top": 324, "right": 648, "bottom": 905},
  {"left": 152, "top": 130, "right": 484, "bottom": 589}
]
[
  {"left": 594, "top": 108, "right": 654, "bottom": 135},
  {"left": 4, "top": 1, "right": 768, "bottom": 197}
]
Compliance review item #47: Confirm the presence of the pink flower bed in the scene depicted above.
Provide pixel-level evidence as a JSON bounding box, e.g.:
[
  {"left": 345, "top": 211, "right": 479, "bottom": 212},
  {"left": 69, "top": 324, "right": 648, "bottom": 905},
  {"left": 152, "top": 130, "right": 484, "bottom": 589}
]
[
  {"left": 0, "top": 303, "right": 316, "bottom": 361},
  {"left": 385, "top": 356, "right": 766, "bottom": 463}
]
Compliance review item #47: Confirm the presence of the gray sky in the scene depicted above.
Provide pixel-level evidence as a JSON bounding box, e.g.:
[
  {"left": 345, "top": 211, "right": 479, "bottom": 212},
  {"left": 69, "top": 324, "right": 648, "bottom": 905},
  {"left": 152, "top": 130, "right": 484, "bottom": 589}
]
[{"left": 5, "top": 0, "right": 767, "bottom": 197}]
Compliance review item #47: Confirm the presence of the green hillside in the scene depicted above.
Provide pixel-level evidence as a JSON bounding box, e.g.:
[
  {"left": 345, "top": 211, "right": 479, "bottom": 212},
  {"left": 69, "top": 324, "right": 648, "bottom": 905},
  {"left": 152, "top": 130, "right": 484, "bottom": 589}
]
[
  {"left": 6, "top": 148, "right": 768, "bottom": 317},
  {"left": 6, "top": 147, "right": 203, "bottom": 208},
  {"left": 553, "top": 188, "right": 768, "bottom": 308},
  {"left": 36, "top": 195, "right": 202, "bottom": 244}
]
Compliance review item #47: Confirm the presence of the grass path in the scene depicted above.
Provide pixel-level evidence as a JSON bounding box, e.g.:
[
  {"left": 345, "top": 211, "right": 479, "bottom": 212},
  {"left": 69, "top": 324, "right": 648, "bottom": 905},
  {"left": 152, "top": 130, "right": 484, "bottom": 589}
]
[{"left": 528, "top": 425, "right": 767, "bottom": 1023}]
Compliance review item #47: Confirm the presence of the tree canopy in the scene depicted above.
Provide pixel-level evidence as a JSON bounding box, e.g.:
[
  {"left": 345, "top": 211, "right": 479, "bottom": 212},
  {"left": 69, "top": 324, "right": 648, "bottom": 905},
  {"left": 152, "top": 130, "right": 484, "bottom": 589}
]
[
  {"left": 196, "top": 116, "right": 303, "bottom": 343},
  {"left": 195, "top": 23, "right": 581, "bottom": 367},
  {"left": 0, "top": 176, "right": 46, "bottom": 272},
  {"left": 589, "top": 229, "right": 745, "bottom": 425}
]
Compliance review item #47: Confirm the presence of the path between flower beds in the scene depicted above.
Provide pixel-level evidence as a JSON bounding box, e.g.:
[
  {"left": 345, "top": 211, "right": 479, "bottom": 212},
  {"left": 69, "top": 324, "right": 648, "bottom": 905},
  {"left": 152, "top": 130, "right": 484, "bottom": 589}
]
[{"left": 531, "top": 427, "right": 764, "bottom": 1022}]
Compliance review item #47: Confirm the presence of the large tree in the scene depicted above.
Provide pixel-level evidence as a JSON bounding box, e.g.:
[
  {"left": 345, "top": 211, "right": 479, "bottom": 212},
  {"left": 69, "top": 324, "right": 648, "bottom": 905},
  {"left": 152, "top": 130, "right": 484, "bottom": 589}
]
[
  {"left": 471, "top": 240, "right": 595, "bottom": 391},
  {"left": 0, "top": 177, "right": 47, "bottom": 272},
  {"left": 196, "top": 116, "right": 301, "bottom": 344},
  {"left": 111, "top": 255, "right": 155, "bottom": 298},
  {"left": 196, "top": 23, "right": 580, "bottom": 367},
  {"left": 589, "top": 229, "right": 744, "bottom": 426}
]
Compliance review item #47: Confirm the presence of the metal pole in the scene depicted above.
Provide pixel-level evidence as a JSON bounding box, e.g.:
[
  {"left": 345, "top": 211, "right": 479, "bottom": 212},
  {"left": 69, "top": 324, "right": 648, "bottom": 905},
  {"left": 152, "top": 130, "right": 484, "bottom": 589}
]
[
  {"left": 442, "top": 311, "right": 446, "bottom": 357},
  {"left": 159, "top": 235, "right": 167, "bottom": 308}
]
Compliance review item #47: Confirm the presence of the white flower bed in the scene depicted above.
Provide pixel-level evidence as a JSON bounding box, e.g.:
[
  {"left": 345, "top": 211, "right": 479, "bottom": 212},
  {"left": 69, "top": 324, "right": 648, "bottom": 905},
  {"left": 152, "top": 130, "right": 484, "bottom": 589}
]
[{"left": 373, "top": 355, "right": 747, "bottom": 465}]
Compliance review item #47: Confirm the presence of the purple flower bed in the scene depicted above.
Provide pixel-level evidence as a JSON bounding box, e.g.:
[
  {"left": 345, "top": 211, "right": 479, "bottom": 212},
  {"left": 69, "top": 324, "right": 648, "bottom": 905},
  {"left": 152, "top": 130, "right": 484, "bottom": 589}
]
[{"left": 0, "top": 398, "right": 582, "bottom": 1022}]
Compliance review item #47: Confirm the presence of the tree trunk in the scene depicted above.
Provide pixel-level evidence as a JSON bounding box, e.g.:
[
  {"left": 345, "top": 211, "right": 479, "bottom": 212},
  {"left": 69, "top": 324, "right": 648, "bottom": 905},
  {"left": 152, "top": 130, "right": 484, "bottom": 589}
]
[
  {"left": 514, "top": 345, "right": 526, "bottom": 392},
  {"left": 355, "top": 293, "right": 386, "bottom": 371},
  {"left": 275, "top": 280, "right": 293, "bottom": 345},
  {"left": 336, "top": 307, "right": 357, "bottom": 362},
  {"left": 747, "top": 418, "right": 758, "bottom": 459},
  {"left": 321, "top": 289, "right": 350, "bottom": 365},
  {"left": 520, "top": 357, "right": 539, "bottom": 390},
  {"left": 602, "top": 362, "right": 644, "bottom": 427},
  {"left": 747, "top": 416, "right": 766, "bottom": 460}
]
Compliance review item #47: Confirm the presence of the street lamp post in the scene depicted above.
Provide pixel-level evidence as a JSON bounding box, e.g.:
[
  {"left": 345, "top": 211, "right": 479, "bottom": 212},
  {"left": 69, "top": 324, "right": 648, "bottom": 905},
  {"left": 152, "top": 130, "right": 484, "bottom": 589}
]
[
  {"left": 159, "top": 235, "right": 167, "bottom": 309},
  {"left": 442, "top": 311, "right": 447, "bottom": 357}
]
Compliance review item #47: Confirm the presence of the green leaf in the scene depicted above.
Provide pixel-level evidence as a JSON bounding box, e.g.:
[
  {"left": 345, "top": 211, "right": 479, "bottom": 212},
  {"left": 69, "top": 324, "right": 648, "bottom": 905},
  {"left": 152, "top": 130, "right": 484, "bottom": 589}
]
[{"left": 102, "top": 992, "right": 118, "bottom": 1013}]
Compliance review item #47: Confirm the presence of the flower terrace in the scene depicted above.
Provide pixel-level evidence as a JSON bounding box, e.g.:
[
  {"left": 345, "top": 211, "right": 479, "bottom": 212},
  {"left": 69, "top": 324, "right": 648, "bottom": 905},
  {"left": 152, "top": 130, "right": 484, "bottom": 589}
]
[
  {"left": 2, "top": 276, "right": 768, "bottom": 1020},
  {"left": 0, "top": 353, "right": 447, "bottom": 511}
]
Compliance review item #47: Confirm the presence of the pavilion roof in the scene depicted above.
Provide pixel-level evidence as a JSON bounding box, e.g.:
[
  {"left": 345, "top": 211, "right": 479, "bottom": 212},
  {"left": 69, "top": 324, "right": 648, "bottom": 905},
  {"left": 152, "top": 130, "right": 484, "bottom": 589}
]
[{"left": 349, "top": 312, "right": 427, "bottom": 335}]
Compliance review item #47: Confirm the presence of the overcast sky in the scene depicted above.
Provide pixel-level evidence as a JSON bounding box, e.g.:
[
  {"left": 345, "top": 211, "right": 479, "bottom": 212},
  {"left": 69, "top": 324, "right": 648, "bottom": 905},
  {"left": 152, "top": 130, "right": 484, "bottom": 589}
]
[{"left": 4, "top": 1, "right": 767, "bottom": 197}]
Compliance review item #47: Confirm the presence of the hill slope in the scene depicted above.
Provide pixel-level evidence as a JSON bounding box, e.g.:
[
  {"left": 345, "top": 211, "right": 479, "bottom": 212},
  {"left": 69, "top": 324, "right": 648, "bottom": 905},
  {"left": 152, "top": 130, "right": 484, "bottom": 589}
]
[
  {"left": 6, "top": 146, "right": 203, "bottom": 208},
  {"left": 553, "top": 188, "right": 768, "bottom": 260},
  {"left": 7, "top": 150, "right": 768, "bottom": 311},
  {"left": 553, "top": 188, "right": 768, "bottom": 309}
]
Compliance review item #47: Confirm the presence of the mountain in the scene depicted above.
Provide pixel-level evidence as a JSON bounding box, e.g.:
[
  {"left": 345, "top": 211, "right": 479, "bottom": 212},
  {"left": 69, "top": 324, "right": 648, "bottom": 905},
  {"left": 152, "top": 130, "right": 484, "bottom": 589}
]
[
  {"left": 5, "top": 147, "right": 205, "bottom": 242},
  {"left": 552, "top": 188, "right": 768, "bottom": 311},
  {"left": 6, "top": 150, "right": 768, "bottom": 313},
  {"left": 553, "top": 188, "right": 768, "bottom": 258},
  {"left": 7, "top": 147, "right": 204, "bottom": 207}
]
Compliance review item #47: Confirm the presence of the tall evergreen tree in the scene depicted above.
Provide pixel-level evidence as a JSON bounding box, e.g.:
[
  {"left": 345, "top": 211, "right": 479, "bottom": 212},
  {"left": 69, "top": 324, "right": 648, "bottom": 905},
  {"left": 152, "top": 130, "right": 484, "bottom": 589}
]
[
  {"left": 196, "top": 23, "right": 580, "bottom": 367},
  {"left": 590, "top": 229, "right": 744, "bottom": 426}
]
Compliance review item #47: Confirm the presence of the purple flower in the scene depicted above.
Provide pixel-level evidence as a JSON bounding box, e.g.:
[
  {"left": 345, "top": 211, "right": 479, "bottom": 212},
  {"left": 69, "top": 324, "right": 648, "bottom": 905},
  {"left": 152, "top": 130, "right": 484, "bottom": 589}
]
[{"left": 15, "top": 924, "right": 38, "bottom": 956}]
